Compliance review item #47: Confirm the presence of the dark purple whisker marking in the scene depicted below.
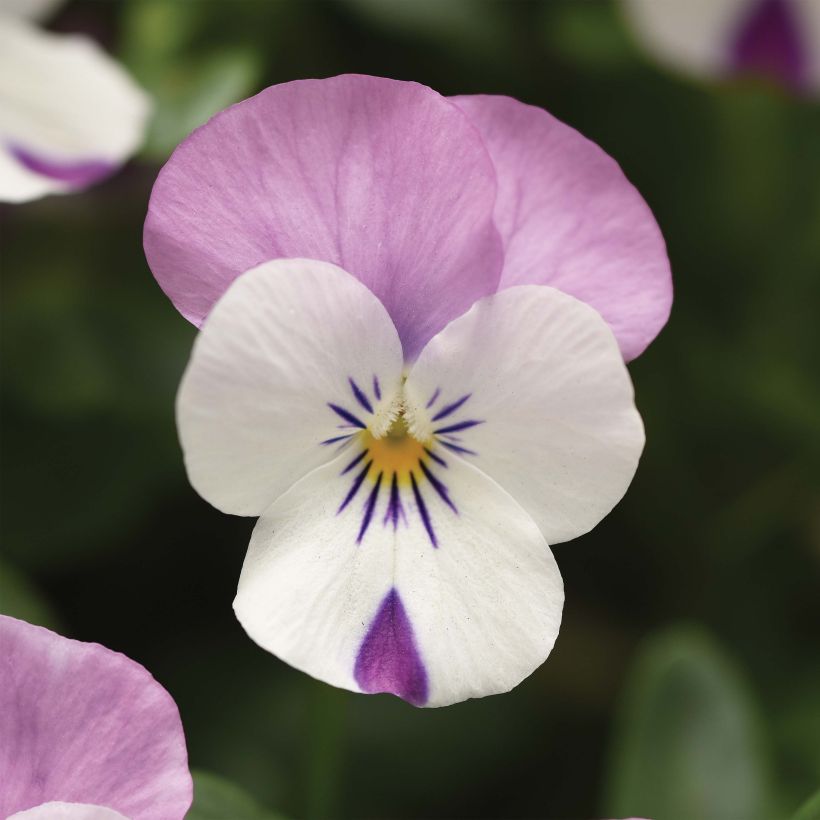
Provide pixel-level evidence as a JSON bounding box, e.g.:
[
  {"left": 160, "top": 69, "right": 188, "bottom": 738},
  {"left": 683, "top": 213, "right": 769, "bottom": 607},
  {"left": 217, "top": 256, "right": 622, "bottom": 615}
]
[
  {"left": 440, "top": 440, "right": 477, "bottom": 456},
  {"left": 410, "top": 473, "right": 437, "bottom": 548},
  {"left": 373, "top": 375, "right": 381, "bottom": 401},
  {"left": 338, "top": 460, "right": 371, "bottom": 514},
  {"left": 348, "top": 377, "right": 374, "bottom": 414},
  {"left": 383, "top": 473, "right": 405, "bottom": 530},
  {"left": 328, "top": 403, "right": 366, "bottom": 429},
  {"left": 321, "top": 434, "right": 354, "bottom": 446},
  {"left": 425, "top": 387, "right": 441, "bottom": 409},
  {"left": 418, "top": 461, "right": 457, "bottom": 513},
  {"left": 357, "top": 471, "right": 383, "bottom": 544},
  {"left": 434, "top": 419, "right": 483, "bottom": 435},
  {"left": 423, "top": 447, "right": 447, "bottom": 467},
  {"left": 431, "top": 393, "right": 471, "bottom": 422},
  {"left": 341, "top": 449, "right": 367, "bottom": 474}
]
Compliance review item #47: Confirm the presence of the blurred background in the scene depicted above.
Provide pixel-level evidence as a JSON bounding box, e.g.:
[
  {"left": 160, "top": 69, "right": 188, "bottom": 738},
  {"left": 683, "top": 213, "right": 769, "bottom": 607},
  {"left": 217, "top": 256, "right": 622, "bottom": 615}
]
[{"left": 1, "top": 1, "right": 819, "bottom": 818}]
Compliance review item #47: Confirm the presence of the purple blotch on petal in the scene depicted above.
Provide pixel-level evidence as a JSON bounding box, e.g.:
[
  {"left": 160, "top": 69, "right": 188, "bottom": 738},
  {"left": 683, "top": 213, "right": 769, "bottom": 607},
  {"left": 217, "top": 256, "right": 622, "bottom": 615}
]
[
  {"left": 328, "top": 403, "right": 366, "bottom": 429},
  {"left": 354, "top": 588, "right": 429, "bottom": 706},
  {"left": 9, "top": 143, "right": 116, "bottom": 188},
  {"left": 728, "top": 0, "right": 809, "bottom": 91},
  {"left": 357, "top": 471, "right": 383, "bottom": 543},
  {"left": 410, "top": 473, "right": 437, "bottom": 548},
  {"left": 348, "top": 377, "right": 374, "bottom": 414},
  {"left": 431, "top": 393, "right": 471, "bottom": 422}
]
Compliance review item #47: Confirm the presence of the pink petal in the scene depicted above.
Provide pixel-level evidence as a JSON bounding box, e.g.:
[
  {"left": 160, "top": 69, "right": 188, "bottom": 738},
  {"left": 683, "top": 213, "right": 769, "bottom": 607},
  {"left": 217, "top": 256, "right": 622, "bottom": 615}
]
[
  {"left": 0, "top": 616, "right": 192, "bottom": 820},
  {"left": 452, "top": 94, "right": 673, "bottom": 361},
  {"left": 144, "top": 74, "right": 503, "bottom": 362}
]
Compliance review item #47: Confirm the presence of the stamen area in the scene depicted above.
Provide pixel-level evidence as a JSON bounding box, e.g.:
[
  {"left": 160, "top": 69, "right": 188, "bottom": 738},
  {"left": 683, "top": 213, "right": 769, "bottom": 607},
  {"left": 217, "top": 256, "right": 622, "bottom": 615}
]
[{"left": 360, "top": 416, "right": 431, "bottom": 487}]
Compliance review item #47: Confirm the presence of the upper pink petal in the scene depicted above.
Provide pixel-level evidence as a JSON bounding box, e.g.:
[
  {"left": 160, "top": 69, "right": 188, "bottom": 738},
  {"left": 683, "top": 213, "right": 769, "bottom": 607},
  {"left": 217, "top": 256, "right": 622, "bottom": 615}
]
[
  {"left": 0, "top": 616, "right": 193, "bottom": 820},
  {"left": 144, "top": 74, "right": 503, "bottom": 362},
  {"left": 452, "top": 94, "right": 673, "bottom": 361}
]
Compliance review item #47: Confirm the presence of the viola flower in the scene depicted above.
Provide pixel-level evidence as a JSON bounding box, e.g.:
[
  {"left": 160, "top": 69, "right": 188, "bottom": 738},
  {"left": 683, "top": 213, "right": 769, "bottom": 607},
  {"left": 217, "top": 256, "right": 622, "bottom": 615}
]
[
  {"left": 144, "top": 75, "right": 671, "bottom": 706},
  {"left": 623, "top": 0, "right": 820, "bottom": 94},
  {"left": 0, "top": 3, "right": 150, "bottom": 203},
  {"left": 0, "top": 615, "right": 193, "bottom": 819}
]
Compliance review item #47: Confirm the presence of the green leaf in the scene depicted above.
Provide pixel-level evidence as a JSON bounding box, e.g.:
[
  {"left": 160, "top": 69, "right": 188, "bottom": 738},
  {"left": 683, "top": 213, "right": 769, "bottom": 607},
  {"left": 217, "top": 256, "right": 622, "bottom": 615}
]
[
  {"left": 604, "top": 626, "right": 776, "bottom": 820},
  {"left": 187, "top": 770, "right": 286, "bottom": 820},
  {"left": 793, "top": 789, "right": 820, "bottom": 820},
  {"left": 0, "top": 561, "right": 60, "bottom": 630}
]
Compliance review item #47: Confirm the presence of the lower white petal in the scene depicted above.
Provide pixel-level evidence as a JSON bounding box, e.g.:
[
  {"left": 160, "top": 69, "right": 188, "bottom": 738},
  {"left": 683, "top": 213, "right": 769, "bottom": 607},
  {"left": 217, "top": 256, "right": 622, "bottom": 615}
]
[
  {"left": 0, "top": 16, "right": 150, "bottom": 202},
  {"left": 234, "top": 444, "right": 563, "bottom": 708},
  {"left": 404, "top": 286, "right": 645, "bottom": 545},
  {"left": 9, "top": 803, "right": 128, "bottom": 820}
]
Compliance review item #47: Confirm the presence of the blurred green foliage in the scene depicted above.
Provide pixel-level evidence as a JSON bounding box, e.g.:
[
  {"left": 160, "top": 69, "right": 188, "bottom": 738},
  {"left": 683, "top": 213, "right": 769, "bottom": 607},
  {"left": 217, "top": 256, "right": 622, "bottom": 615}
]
[
  {"left": 188, "top": 770, "right": 285, "bottom": 820},
  {"left": 1, "top": 1, "right": 819, "bottom": 818}
]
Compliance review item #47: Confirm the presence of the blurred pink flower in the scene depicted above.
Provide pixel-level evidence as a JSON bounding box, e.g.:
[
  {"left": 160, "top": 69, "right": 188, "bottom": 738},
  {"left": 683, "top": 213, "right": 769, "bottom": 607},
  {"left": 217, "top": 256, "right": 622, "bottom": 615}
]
[{"left": 0, "top": 615, "right": 192, "bottom": 820}]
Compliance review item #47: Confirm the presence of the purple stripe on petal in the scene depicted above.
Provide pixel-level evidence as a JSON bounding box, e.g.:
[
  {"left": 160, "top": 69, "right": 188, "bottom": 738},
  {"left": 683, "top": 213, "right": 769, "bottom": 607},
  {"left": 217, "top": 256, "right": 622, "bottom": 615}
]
[
  {"left": 418, "top": 461, "right": 457, "bottom": 513},
  {"left": 410, "top": 473, "right": 437, "bottom": 548},
  {"left": 321, "top": 434, "right": 354, "bottom": 446},
  {"left": 424, "top": 447, "right": 447, "bottom": 468},
  {"left": 9, "top": 143, "right": 116, "bottom": 187},
  {"left": 434, "top": 419, "right": 483, "bottom": 435},
  {"left": 328, "top": 403, "right": 366, "bottom": 429},
  {"left": 373, "top": 375, "right": 381, "bottom": 401},
  {"left": 349, "top": 377, "right": 374, "bottom": 414},
  {"left": 354, "top": 588, "right": 429, "bottom": 706},
  {"left": 357, "top": 471, "right": 383, "bottom": 544},
  {"left": 440, "top": 440, "right": 478, "bottom": 457},
  {"left": 426, "top": 387, "right": 441, "bottom": 409},
  {"left": 383, "top": 473, "right": 405, "bottom": 529},
  {"left": 342, "top": 450, "right": 367, "bottom": 474},
  {"left": 728, "top": 0, "right": 809, "bottom": 91},
  {"left": 338, "top": 460, "right": 371, "bottom": 513},
  {"left": 431, "top": 393, "right": 471, "bottom": 422}
]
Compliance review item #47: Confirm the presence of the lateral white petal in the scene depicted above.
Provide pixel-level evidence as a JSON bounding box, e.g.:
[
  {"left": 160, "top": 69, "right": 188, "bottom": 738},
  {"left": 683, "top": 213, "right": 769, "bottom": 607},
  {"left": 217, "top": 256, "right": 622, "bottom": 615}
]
[
  {"left": 177, "top": 259, "right": 404, "bottom": 516},
  {"left": 405, "top": 286, "right": 645, "bottom": 545},
  {"left": 234, "top": 445, "right": 563, "bottom": 708},
  {"left": 0, "top": 16, "right": 150, "bottom": 202}
]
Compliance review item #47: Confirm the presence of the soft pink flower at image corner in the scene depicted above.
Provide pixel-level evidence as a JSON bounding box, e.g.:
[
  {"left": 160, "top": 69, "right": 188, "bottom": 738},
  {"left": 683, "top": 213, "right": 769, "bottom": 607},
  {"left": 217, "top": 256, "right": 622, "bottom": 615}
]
[{"left": 0, "top": 615, "right": 192, "bottom": 820}]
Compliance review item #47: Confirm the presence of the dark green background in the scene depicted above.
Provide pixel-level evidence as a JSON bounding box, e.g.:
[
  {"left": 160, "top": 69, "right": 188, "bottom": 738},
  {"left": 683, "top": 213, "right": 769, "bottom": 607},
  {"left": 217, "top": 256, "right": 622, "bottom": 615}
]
[{"left": 2, "top": 2, "right": 819, "bottom": 818}]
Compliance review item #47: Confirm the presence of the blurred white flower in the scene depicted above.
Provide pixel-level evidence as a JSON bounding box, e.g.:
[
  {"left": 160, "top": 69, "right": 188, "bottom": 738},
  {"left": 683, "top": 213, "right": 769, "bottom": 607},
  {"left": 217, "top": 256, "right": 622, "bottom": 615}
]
[
  {"left": 623, "top": 0, "right": 820, "bottom": 94},
  {"left": 0, "top": 0, "right": 150, "bottom": 203}
]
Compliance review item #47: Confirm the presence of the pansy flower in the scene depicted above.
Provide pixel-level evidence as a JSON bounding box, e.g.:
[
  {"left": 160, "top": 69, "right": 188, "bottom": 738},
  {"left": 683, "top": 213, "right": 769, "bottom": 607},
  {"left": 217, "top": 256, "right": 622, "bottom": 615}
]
[
  {"left": 0, "top": 615, "right": 193, "bottom": 819},
  {"left": 144, "top": 75, "right": 671, "bottom": 707},
  {"left": 0, "top": 1, "right": 150, "bottom": 203},
  {"left": 623, "top": 0, "right": 820, "bottom": 94}
]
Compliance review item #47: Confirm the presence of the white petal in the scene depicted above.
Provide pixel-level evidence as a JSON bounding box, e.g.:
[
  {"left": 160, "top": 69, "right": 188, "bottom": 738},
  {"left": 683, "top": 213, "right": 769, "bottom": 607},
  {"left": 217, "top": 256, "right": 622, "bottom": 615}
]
[
  {"left": 0, "top": 16, "right": 150, "bottom": 203},
  {"left": 404, "top": 286, "right": 645, "bottom": 545},
  {"left": 177, "top": 259, "right": 404, "bottom": 516},
  {"left": 9, "top": 803, "right": 128, "bottom": 820},
  {"left": 621, "top": 0, "right": 748, "bottom": 77},
  {"left": 0, "top": 0, "right": 64, "bottom": 22},
  {"left": 234, "top": 446, "right": 563, "bottom": 708}
]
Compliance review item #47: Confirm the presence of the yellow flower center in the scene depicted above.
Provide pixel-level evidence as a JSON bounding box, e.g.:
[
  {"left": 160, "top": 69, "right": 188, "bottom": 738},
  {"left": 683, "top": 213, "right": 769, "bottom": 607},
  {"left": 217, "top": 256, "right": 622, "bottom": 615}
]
[{"left": 360, "top": 415, "right": 430, "bottom": 487}]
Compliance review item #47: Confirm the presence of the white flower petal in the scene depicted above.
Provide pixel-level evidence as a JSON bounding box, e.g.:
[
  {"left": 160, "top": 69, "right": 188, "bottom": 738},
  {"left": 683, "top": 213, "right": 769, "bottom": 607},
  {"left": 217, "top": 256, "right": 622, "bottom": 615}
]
[
  {"left": 404, "top": 286, "right": 645, "bottom": 545},
  {"left": 177, "top": 259, "right": 404, "bottom": 516},
  {"left": 0, "top": 0, "right": 64, "bottom": 22},
  {"left": 234, "top": 445, "right": 563, "bottom": 708},
  {"left": 9, "top": 803, "right": 128, "bottom": 820},
  {"left": 0, "top": 16, "right": 150, "bottom": 203}
]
